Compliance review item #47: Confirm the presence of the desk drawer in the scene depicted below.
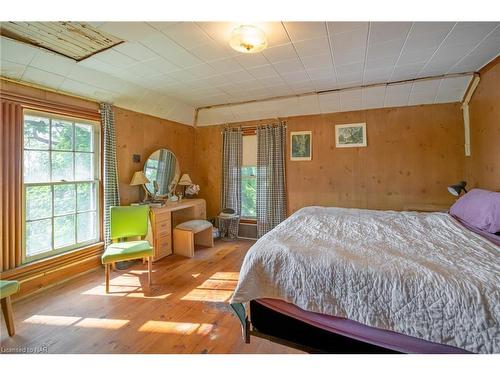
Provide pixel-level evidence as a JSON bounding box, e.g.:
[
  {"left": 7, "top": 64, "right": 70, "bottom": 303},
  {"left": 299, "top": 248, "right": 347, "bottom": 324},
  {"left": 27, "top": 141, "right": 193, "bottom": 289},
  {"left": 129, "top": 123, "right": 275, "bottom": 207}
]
[
  {"left": 155, "top": 220, "right": 171, "bottom": 235},
  {"left": 154, "top": 235, "right": 172, "bottom": 260}
]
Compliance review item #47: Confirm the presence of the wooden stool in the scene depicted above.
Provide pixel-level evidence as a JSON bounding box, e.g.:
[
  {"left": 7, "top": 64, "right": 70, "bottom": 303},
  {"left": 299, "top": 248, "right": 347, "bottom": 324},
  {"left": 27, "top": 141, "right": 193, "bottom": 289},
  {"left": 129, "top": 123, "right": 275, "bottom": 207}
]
[{"left": 173, "top": 220, "right": 214, "bottom": 258}]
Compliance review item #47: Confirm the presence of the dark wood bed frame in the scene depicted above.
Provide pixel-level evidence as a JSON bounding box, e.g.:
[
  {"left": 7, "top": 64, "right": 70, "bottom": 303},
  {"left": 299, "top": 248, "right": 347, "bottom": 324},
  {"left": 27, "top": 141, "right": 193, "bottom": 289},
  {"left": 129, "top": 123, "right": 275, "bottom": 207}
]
[{"left": 231, "top": 301, "right": 398, "bottom": 354}]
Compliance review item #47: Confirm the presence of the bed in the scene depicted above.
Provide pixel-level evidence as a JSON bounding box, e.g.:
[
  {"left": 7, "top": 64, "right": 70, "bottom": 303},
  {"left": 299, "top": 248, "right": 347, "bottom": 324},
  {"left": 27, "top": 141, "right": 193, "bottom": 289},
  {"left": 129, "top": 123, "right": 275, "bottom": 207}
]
[{"left": 230, "top": 192, "right": 500, "bottom": 354}]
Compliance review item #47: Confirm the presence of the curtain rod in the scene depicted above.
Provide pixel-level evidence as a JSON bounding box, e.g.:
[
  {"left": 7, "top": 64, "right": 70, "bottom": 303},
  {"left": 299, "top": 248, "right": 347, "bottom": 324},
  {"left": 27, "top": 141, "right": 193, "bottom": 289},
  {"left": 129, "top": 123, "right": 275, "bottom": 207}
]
[{"left": 221, "top": 120, "right": 287, "bottom": 134}]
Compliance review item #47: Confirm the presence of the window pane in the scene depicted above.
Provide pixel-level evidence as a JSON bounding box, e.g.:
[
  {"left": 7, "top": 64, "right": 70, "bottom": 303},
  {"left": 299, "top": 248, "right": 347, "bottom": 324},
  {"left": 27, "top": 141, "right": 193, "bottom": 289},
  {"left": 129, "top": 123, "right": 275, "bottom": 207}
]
[
  {"left": 24, "top": 115, "right": 50, "bottom": 150},
  {"left": 52, "top": 151, "right": 74, "bottom": 181},
  {"left": 26, "top": 185, "right": 52, "bottom": 220},
  {"left": 54, "top": 184, "right": 76, "bottom": 215},
  {"left": 77, "top": 182, "right": 96, "bottom": 212},
  {"left": 75, "top": 123, "right": 93, "bottom": 152},
  {"left": 241, "top": 166, "right": 257, "bottom": 218},
  {"left": 242, "top": 166, "right": 256, "bottom": 177},
  {"left": 24, "top": 150, "right": 50, "bottom": 182},
  {"left": 26, "top": 219, "right": 52, "bottom": 256},
  {"left": 51, "top": 119, "right": 73, "bottom": 150},
  {"left": 75, "top": 152, "right": 93, "bottom": 180},
  {"left": 54, "top": 214, "right": 75, "bottom": 248},
  {"left": 77, "top": 212, "right": 97, "bottom": 242}
]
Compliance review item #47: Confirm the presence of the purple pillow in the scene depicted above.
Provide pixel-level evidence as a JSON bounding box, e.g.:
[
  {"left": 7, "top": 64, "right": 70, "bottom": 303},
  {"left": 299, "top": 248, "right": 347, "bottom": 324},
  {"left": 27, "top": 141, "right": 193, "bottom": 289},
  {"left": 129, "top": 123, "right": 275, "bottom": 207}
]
[{"left": 450, "top": 188, "right": 500, "bottom": 234}]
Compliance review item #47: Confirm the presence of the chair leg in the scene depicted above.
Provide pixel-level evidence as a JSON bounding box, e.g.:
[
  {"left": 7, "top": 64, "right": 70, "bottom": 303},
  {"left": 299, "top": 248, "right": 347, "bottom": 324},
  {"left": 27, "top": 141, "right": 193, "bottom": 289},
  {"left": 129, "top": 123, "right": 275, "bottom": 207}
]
[
  {"left": 148, "top": 257, "right": 152, "bottom": 286},
  {"left": 1, "top": 296, "right": 16, "bottom": 336},
  {"left": 105, "top": 264, "right": 110, "bottom": 293}
]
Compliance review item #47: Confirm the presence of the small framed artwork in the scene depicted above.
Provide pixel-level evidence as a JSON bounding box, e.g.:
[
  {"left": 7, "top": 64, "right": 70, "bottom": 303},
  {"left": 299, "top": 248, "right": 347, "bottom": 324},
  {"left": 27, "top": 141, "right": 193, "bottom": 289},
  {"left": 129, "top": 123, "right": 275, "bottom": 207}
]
[
  {"left": 290, "top": 131, "right": 312, "bottom": 161},
  {"left": 335, "top": 123, "right": 367, "bottom": 148}
]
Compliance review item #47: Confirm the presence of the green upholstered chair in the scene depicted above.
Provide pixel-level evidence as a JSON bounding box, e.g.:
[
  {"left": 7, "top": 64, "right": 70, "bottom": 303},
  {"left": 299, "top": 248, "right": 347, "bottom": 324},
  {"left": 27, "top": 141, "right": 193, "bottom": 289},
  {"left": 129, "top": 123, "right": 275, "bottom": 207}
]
[
  {"left": 1, "top": 280, "right": 20, "bottom": 336},
  {"left": 102, "top": 205, "right": 153, "bottom": 293}
]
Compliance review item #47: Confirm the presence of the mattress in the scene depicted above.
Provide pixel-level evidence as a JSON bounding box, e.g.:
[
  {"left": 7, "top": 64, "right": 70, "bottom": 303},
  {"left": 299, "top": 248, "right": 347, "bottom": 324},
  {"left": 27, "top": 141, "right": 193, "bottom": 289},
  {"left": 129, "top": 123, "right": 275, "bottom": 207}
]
[
  {"left": 255, "top": 298, "right": 469, "bottom": 353},
  {"left": 231, "top": 206, "right": 500, "bottom": 353}
]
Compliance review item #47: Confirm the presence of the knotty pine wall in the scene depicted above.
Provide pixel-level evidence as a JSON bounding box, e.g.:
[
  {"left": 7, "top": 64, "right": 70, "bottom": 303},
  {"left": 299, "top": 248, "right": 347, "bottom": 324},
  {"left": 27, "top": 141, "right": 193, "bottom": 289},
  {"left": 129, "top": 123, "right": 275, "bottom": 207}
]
[
  {"left": 466, "top": 57, "right": 500, "bottom": 190},
  {"left": 114, "top": 107, "right": 195, "bottom": 205},
  {"left": 194, "top": 103, "right": 466, "bottom": 218}
]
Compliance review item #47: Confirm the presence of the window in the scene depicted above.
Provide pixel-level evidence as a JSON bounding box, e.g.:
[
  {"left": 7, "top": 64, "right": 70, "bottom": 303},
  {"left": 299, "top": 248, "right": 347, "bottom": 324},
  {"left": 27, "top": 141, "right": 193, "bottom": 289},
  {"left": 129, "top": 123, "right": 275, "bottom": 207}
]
[
  {"left": 241, "top": 134, "right": 257, "bottom": 219},
  {"left": 241, "top": 166, "right": 257, "bottom": 218},
  {"left": 23, "top": 111, "right": 100, "bottom": 262}
]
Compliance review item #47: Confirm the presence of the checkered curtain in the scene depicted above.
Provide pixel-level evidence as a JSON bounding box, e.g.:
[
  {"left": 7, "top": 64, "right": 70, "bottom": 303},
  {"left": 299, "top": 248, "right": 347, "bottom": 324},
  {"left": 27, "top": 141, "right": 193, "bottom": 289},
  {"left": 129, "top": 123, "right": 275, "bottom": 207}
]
[
  {"left": 221, "top": 128, "right": 242, "bottom": 236},
  {"left": 101, "top": 103, "right": 120, "bottom": 246},
  {"left": 256, "top": 123, "right": 287, "bottom": 238}
]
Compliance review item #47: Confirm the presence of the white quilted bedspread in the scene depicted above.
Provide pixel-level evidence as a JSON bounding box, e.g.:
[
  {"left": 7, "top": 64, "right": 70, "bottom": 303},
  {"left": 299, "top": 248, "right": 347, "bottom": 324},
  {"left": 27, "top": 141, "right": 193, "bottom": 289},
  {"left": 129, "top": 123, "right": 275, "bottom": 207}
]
[{"left": 231, "top": 207, "right": 500, "bottom": 353}]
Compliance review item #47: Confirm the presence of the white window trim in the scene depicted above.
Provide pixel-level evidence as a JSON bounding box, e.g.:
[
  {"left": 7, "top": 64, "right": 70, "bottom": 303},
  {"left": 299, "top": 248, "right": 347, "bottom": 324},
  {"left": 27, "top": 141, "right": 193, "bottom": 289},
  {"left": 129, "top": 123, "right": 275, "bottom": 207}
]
[{"left": 22, "top": 110, "right": 101, "bottom": 264}]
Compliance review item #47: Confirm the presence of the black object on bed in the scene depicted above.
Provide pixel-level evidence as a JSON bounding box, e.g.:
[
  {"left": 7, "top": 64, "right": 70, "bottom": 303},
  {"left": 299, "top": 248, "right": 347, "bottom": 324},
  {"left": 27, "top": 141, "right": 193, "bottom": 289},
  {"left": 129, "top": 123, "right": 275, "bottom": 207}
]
[{"left": 249, "top": 300, "right": 397, "bottom": 354}]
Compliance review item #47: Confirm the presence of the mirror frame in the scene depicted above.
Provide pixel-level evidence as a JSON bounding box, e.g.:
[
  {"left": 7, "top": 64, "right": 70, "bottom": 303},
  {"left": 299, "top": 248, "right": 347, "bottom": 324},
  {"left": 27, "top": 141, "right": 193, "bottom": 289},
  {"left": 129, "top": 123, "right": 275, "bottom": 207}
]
[{"left": 143, "top": 148, "right": 180, "bottom": 198}]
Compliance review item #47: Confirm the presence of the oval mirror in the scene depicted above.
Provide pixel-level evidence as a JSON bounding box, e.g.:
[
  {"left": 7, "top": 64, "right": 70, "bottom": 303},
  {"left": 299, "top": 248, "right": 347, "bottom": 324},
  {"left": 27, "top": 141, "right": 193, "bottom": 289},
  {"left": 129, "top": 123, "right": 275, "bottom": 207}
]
[{"left": 143, "top": 149, "right": 180, "bottom": 198}]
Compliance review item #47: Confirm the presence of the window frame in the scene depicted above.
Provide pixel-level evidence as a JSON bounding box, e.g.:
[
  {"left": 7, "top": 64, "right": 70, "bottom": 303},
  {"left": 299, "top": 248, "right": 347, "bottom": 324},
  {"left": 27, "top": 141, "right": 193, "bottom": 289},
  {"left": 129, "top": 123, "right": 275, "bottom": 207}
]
[{"left": 22, "top": 109, "right": 102, "bottom": 264}]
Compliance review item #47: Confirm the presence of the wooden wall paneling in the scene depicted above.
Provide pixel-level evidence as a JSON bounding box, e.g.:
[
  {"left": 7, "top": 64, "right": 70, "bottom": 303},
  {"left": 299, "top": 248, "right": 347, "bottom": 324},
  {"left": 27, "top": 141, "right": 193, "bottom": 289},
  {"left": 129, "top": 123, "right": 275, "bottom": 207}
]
[
  {"left": 194, "top": 103, "right": 465, "bottom": 217},
  {"left": 114, "top": 107, "right": 196, "bottom": 205},
  {"left": 466, "top": 58, "right": 500, "bottom": 190}
]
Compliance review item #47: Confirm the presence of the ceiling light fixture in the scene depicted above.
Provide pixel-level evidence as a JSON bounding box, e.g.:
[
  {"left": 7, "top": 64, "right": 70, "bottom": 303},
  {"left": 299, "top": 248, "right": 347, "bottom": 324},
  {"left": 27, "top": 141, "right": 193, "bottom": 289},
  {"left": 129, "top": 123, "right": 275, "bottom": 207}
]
[{"left": 229, "top": 25, "right": 268, "bottom": 53}]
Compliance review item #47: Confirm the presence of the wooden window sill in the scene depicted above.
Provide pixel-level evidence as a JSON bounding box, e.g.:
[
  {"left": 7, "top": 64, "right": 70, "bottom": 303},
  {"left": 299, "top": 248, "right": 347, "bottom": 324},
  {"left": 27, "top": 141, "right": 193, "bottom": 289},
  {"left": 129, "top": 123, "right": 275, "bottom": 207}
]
[{"left": 0, "top": 242, "right": 104, "bottom": 280}]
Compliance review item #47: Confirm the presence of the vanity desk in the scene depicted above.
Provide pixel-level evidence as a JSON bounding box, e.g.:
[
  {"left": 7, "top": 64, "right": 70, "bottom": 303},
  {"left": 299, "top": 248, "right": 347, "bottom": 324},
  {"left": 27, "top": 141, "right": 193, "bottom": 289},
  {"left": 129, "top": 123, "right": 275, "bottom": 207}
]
[{"left": 149, "top": 199, "right": 207, "bottom": 261}]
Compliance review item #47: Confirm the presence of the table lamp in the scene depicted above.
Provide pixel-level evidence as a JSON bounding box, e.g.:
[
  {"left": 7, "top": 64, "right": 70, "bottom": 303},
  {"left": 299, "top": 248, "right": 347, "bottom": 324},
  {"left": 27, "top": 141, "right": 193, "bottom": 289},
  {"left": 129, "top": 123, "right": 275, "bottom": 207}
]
[
  {"left": 178, "top": 174, "right": 193, "bottom": 195},
  {"left": 130, "top": 171, "right": 151, "bottom": 202}
]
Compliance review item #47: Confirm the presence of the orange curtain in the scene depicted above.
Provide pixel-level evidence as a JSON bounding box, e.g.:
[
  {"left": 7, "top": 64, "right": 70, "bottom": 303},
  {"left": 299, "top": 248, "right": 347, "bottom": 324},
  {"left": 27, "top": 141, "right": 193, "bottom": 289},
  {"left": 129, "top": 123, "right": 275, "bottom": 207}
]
[{"left": 0, "top": 100, "right": 23, "bottom": 271}]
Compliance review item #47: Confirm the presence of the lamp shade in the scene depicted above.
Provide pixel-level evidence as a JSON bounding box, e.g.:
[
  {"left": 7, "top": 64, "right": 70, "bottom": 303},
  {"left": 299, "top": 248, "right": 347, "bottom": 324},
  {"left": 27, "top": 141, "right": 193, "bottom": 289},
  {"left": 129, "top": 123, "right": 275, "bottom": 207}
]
[
  {"left": 447, "top": 181, "right": 467, "bottom": 196},
  {"left": 130, "top": 171, "right": 150, "bottom": 186},
  {"left": 178, "top": 174, "right": 193, "bottom": 186}
]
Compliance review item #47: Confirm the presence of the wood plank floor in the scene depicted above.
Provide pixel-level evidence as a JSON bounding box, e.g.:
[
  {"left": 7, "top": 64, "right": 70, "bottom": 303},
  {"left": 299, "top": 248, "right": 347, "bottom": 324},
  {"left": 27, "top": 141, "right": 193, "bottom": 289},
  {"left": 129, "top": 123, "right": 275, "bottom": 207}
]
[{"left": 0, "top": 239, "right": 302, "bottom": 354}]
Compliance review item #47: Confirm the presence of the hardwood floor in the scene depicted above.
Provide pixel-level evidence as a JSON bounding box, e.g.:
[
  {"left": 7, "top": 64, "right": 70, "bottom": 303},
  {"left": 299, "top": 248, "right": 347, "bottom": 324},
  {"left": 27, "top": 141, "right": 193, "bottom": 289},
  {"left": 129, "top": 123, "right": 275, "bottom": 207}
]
[{"left": 0, "top": 239, "right": 302, "bottom": 354}]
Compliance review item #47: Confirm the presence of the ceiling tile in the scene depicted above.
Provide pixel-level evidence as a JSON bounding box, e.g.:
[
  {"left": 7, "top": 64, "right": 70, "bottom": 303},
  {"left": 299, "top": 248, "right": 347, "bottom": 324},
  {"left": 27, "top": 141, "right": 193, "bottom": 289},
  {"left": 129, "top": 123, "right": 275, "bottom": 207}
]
[
  {"left": 95, "top": 49, "right": 138, "bottom": 69},
  {"left": 29, "top": 50, "right": 75, "bottom": 76},
  {"left": 408, "top": 79, "right": 442, "bottom": 105},
  {"left": 369, "top": 22, "right": 412, "bottom": 44},
  {"left": 1, "top": 59, "right": 26, "bottom": 79},
  {"left": 306, "top": 67, "right": 334, "bottom": 80},
  {"left": 262, "top": 43, "right": 298, "bottom": 63},
  {"left": 209, "top": 57, "right": 243, "bottom": 74},
  {"left": 362, "top": 85, "right": 386, "bottom": 109},
  {"left": 97, "top": 22, "right": 157, "bottom": 42},
  {"left": 327, "top": 22, "right": 368, "bottom": 35},
  {"left": 292, "top": 37, "right": 330, "bottom": 57},
  {"left": 247, "top": 64, "right": 280, "bottom": 79},
  {"left": 333, "top": 48, "right": 366, "bottom": 67},
  {"left": 444, "top": 22, "right": 498, "bottom": 47},
  {"left": 281, "top": 70, "right": 310, "bottom": 82},
  {"left": 142, "top": 57, "right": 180, "bottom": 74},
  {"left": 152, "top": 22, "right": 211, "bottom": 50},
  {"left": 367, "top": 39, "right": 405, "bottom": 62},
  {"left": 234, "top": 53, "right": 269, "bottom": 69},
  {"left": 340, "top": 88, "right": 362, "bottom": 111},
  {"left": 113, "top": 42, "right": 159, "bottom": 62},
  {"left": 189, "top": 41, "right": 232, "bottom": 62},
  {"left": 22, "top": 66, "right": 65, "bottom": 88},
  {"left": 301, "top": 53, "right": 333, "bottom": 70},
  {"left": 435, "top": 75, "right": 472, "bottom": 102},
  {"left": 318, "top": 91, "right": 340, "bottom": 113},
  {"left": 384, "top": 82, "right": 412, "bottom": 107},
  {"left": 272, "top": 58, "right": 305, "bottom": 74},
  {"left": 284, "top": 22, "right": 327, "bottom": 42},
  {"left": 1, "top": 36, "right": 38, "bottom": 65}
]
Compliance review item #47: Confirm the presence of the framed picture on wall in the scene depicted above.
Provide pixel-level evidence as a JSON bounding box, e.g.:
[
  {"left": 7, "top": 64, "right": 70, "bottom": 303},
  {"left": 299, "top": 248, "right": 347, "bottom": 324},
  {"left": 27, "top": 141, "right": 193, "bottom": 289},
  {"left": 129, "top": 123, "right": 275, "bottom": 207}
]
[
  {"left": 335, "top": 123, "right": 367, "bottom": 148},
  {"left": 290, "top": 131, "right": 312, "bottom": 161}
]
